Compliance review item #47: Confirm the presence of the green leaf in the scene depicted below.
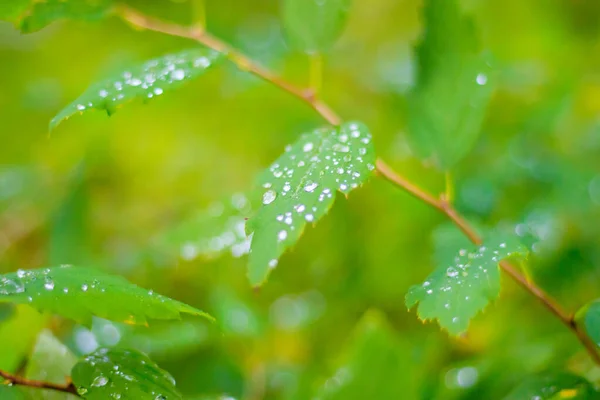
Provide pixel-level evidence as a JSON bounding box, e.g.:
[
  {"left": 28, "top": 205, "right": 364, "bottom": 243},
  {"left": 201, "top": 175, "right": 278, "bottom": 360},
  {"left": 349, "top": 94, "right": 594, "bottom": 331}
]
[
  {"left": 318, "top": 310, "right": 420, "bottom": 400},
  {"left": 576, "top": 299, "right": 600, "bottom": 348},
  {"left": 23, "top": 330, "right": 78, "bottom": 400},
  {"left": 0, "top": 266, "right": 212, "bottom": 325},
  {"left": 247, "top": 121, "right": 376, "bottom": 286},
  {"left": 0, "top": 305, "right": 47, "bottom": 372},
  {"left": 71, "top": 348, "right": 181, "bottom": 399},
  {"left": 159, "top": 193, "right": 252, "bottom": 261},
  {"left": 504, "top": 372, "right": 597, "bottom": 400},
  {"left": 406, "top": 230, "right": 527, "bottom": 335},
  {"left": 51, "top": 48, "right": 223, "bottom": 131},
  {"left": 0, "top": 0, "right": 112, "bottom": 33},
  {"left": 281, "top": 0, "right": 352, "bottom": 53},
  {"left": 407, "top": 0, "right": 494, "bottom": 170}
]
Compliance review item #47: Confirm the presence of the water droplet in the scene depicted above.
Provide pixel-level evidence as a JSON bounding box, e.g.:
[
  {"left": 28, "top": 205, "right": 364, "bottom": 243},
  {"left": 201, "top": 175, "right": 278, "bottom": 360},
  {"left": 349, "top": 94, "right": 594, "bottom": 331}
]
[
  {"left": 303, "top": 142, "right": 314, "bottom": 152},
  {"left": 268, "top": 259, "right": 278, "bottom": 269},
  {"left": 446, "top": 267, "right": 459, "bottom": 278},
  {"left": 171, "top": 69, "right": 185, "bottom": 80},
  {"left": 44, "top": 281, "right": 54, "bottom": 291},
  {"left": 304, "top": 182, "right": 318, "bottom": 192},
  {"left": 91, "top": 375, "right": 108, "bottom": 387},
  {"left": 262, "top": 190, "right": 277, "bottom": 205},
  {"left": 278, "top": 230, "right": 288, "bottom": 241},
  {"left": 476, "top": 73, "right": 487, "bottom": 85},
  {"left": 81, "top": 284, "right": 88, "bottom": 292}
]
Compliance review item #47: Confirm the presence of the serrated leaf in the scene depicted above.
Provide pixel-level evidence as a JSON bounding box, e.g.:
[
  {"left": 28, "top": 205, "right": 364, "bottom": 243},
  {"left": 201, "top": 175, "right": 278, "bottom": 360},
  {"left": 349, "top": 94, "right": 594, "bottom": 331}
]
[
  {"left": 504, "top": 372, "right": 597, "bottom": 400},
  {"left": 0, "top": 0, "right": 112, "bottom": 33},
  {"left": 71, "top": 348, "right": 181, "bottom": 399},
  {"left": 0, "top": 266, "right": 212, "bottom": 325},
  {"left": 407, "top": 0, "right": 494, "bottom": 170},
  {"left": 281, "top": 0, "right": 352, "bottom": 53},
  {"left": 159, "top": 193, "right": 252, "bottom": 262},
  {"left": 22, "top": 330, "right": 78, "bottom": 400},
  {"left": 406, "top": 231, "right": 527, "bottom": 335},
  {"left": 247, "top": 121, "right": 376, "bottom": 286},
  {"left": 51, "top": 48, "right": 223, "bottom": 130},
  {"left": 318, "top": 310, "right": 419, "bottom": 400}
]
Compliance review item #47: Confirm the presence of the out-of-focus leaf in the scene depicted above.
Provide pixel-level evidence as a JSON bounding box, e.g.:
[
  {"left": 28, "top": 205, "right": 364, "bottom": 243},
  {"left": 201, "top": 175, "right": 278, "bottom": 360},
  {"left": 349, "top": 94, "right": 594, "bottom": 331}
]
[
  {"left": 51, "top": 48, "right": 223, "bottom": 130},
  {"left": 22, "top": 329, "right": 78, "bottom": 400},
  {"left": 281, "top": 0, "right": 351, "bottom": 53},
  {"left": 247, "top": 122, "right": 375, "bottom": 287},
  {"left": 49, "top": 164, "right": 89, "bottom": 265},
  {"left": 406, "top": 231, "right": 527, "bottom": 335},
  {"left": 0, "top": 265, "right": 212, "bottom": 325},
  {"left": 0, "top": 0, "right": 112, "bottom": 33},
  {"left": 407, "top": 0, "right": 494, "bottom": 170},
  {"left": 317, "top": 310, "right": 419, "bottom": 399},
  {"left": 159, "top": 193, "right": 252, "bottom": 262},
  {"left": 503, "top": 372, "right": 597, "bottom": 399},
  {"left": 0, "top": 387, "right": 25, "bottom": 400},
  {"left": 576, "top": 300, "right": 600, "bottom": 348},
  {"left": 71, "top": 347, "right": 181, "bottom": 399},
  {"left": 211, "top": 288, "right": 261, "bottom": 337},
  {"left": 0, "top": 305, "right": 46, "bottom": 372}
]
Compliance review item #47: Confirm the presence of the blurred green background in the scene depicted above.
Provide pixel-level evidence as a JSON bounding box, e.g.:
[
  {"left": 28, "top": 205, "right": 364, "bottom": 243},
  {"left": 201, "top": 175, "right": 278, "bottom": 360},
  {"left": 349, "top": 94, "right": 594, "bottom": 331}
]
[{"left": 1, "top": 0, "right": 600, "bottom": 398}]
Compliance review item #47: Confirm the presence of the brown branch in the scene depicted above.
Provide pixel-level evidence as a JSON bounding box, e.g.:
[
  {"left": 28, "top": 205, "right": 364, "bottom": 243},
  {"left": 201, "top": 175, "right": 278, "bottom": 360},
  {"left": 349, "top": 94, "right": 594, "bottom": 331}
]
[
  {"left": 113, "top": 4, "right": 600, "bottom": 365},
  {"left": 0, "top": 370, "right": 79, "bottom": 396}
]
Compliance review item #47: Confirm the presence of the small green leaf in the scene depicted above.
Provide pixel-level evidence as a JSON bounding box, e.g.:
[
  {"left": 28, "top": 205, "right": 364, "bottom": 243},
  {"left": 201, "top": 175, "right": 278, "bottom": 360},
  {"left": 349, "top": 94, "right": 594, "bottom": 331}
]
[
  {"left": 247, "top": 121, "right": 376, "bottom": 286},
  {"left": 504, "top": 372, "right": 597, "bottom": 400},
  {"left": 0, "top": 266, "right": 212, "bottom": 325},
  {"left": 281, "top": 0, "right": 352, "bottom": 53},
  {"left": 576, "top": 299, "right": 600, "bottom": 348},
  {"left": 0, "top": 0, "right": 112, "bottom": 33},
  {"left": 71, "top": 348, "right": 181, "bottom": 399},
  {"left": 23, "top": 330, "right": 78, "bottom": 400},
  {"left": 0, "top": 305, "right": 47, "bottom": 372},
  {"left": 406, "top": 230, "right": 527, "bottom": 335},
  {"left": 407, "top": 0, "right": 494, "bottom": 170},
  {"left": 159, "top": 193, "right": 252, "bottom": 261},
  {"left": 51, "top": 48, "right": 223, "bottom": 131}
]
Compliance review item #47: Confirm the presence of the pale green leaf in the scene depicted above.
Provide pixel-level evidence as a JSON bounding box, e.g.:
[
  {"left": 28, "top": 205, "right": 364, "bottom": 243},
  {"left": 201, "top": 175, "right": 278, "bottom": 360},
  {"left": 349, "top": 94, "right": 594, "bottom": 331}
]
[
  {"left": 71, "top": 348, "right": 181, "bottom": 399},
  {"left": 318, "top": 310, "right": 420, "bottom": 400},
  {"left": 23, "top": 330, "right": 78, "bottom": 400},
  {"left": 0, "top": 305, "right": 46, "bottom": 372},
  {"left": 51, "top": 48, "right": 223, "bottom": 130},
  {"left": 406, "top": 230, "right": 527, "bottom": 335},
  {"left": 0, "top": 266, "right": 212, "bottom": 325},
  {"left": 281, "top": 0, "right": 352, "bottom": 53},
  {"left": 504, "top": 372, "right": 597, "bottom": 400},
  {"left": 407, "top": 0, "right": 494, "bottom": 170},
  {"left": 247, "top": 122, "right": 376, "bottom": 286},
  {"left": 159, "top": 193, "right": 252, "bottom": 262},
  {"left": 0, "top": 0, "right": 112, "bottom": 33}
]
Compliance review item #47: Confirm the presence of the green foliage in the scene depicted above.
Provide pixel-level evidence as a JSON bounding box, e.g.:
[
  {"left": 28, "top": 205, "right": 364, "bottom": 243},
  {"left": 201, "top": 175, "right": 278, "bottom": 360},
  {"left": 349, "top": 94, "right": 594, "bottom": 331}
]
[
  {"left": 406, "top": 230, "right": 528, "bottom": 335},
  {"left": 159, "top": 193, "right": 252, "bottom": 262},
  {"left": 51, "top": 48, "right": 223, "bottom": 131},
  {"left": 577, "top": 300, "right": 600, "bottom": 347},
  {"left": 71, "top": 348, "right": 181, "bottom": 399},
  {"left": 0, "top": 0, "right": 112, "bottom": 33},
  {"left": 281, "top": 0, "right": 351, "bottom": 53},
  {"left": 317, "top": 310, "right": 420, "bottom": 399},
  {"left": 0, "top": 305, "right": 46, "bottom": 372},
  {"left": 407, "top": 0, "right": 494, "bottom": 170},
  {"left": 503, "top": 372, "right": 597, "bottom": 399},
  {"left": 22, "top": 330, "right": 78, "bottom": 400},
  {"left": 0, "top": 266, "right": 212, "bottom": 325},
  {"left": 246, "top": 122, "right": 375, "bottom": 286}
]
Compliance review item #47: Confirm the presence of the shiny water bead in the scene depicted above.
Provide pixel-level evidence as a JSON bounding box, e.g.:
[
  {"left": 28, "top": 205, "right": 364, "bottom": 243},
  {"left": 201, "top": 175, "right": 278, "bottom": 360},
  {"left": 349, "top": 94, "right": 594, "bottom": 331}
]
[
  {"left": 247, "top": 121, "right": 376, "bottom": 286},
  {"left": 51, "top": 48, "right": 223, "bottom": 130}
]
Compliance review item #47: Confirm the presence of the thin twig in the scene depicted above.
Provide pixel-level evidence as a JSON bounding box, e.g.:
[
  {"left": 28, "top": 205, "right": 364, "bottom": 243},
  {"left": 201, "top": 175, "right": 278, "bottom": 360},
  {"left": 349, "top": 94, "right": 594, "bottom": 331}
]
[
  {"left": 0, "top": 370, "right": 79, "bottom": 396},
  {"left": 113, "top": 4, "right": 600, "bottom": 365}
]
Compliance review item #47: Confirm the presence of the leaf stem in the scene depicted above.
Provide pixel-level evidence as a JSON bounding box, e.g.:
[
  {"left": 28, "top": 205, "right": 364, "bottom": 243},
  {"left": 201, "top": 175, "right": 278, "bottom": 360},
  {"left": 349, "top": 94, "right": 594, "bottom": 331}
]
[
  {"left": 0, "top": 370, "right": 79, "bottom": 396},
  {"left": 444, "top": 171, "right": 454, "bottom": 203},
  {"left": 113, "top": 4, "right": 600, "bottom": 365},
  {"left": 191, "top": 0, "right": 206, "bottom": 31}
]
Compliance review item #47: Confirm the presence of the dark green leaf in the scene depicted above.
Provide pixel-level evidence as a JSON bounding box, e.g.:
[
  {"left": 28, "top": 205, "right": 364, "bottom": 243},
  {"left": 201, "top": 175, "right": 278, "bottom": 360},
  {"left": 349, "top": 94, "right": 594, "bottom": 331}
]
[
  {"left": 406, "top": 230, "right": 527, "bottom": 335},
  {"left": 407, "top": 0, "right": 494, "bottom": 169},
  {"left": 0, "top": 0, "right": 112, "bottom": 33},
  {"left": 281, "top": 0, "right": 352, "bottom": 53},
  {"left": 0, "top": 266, "right": 212, "bottom": 325},
  {"left": 504, "top": 372, "right": 597, "bottom": 400},
  {"left": 71, "top": 348, "right": 181, "bottom": 399},
  {"left": 51, "top": 48, "right": 223, "bottom": 130},
  {"left": 247, "top": 122, "right": 376, "bottom": 286},
  {"left": 23, "top": 330, "right": 78, "bottom": 400},
  {"left": 159, "top": 193, "right": 252, "bottom": 261}
]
